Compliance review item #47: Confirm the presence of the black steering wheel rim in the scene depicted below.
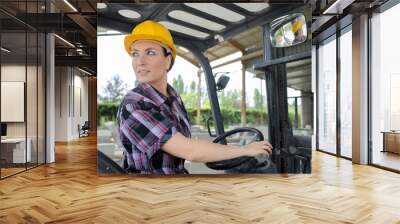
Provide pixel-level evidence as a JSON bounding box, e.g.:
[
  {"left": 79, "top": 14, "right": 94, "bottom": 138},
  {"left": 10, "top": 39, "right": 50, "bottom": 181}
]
[{"left": 205, "top": 127, "right": 264, "bottom": 170}]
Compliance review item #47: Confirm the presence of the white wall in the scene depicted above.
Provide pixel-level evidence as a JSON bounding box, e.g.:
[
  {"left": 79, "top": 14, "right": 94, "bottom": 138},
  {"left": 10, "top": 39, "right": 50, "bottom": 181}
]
[
  {"left": 71, "top": 71, "right": 89, "bottom": 138},
  {"left": 1, "top": 65, "right": 26, "bottom": 136},
  {"left": 55, "top": 67, "right": 89, "bottom": 141},
  {"left": 1, "top": 65, "right": 30, "bottom": 138},
  {"left": 1, "top": 63, "right": 46, "bottom": 164},
  {"left": 55, "top": 66, "right": 69, "bottom": 141}
]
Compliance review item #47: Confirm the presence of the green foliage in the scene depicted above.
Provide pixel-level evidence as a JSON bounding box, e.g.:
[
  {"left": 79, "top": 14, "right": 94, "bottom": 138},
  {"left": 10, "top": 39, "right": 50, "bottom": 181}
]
[
  {"left": 172, "top": 74, "right": 185, "bottom": 95},
  {"left": 288, "top": 104, "right": 303, "bottom": 128},
  {"left": 100, "top": 74, "right": 128, "bottom": 103},
  {"left": 189, "top": 81, "right": 196, "bottom": 93},
  {"left": 253, "top": 88, "right": 265, "bottom": 109},
  {"left": 98, "top": 77, "right": 271, "bottom": 129},
  {"left": 202, "top": 99, "right": 210, "bottom": 109},
  {"left": 218, "top": 89, "right": 241, "bottom": 110},
  {"left": 185, "top": 108, "right": 268, "bottom": 128},
  {"left": 97, "top": 102, "right": 119, "bottom": 127},
  {"left": 180, "top": 92, "right": 198, "bottom": 109},
  {"left": 97, "top": 101, "right": 269, "bottom": 129}
]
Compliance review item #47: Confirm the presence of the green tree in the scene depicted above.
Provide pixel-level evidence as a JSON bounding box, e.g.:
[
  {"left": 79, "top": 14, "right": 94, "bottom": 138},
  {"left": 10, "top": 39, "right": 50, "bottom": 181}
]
[
  {"left": 203, "top": 99, "right": 210, "bottom": 109},
  {"left": 253, "top": 88, "right": 264, "bottom": 109},
  {"left": 218, "top": 89, "right": 240, "bottom": 109},
  {"left": 180, "top": 81, "right": 199, "bottom": 109},
  {"left": 190, "top": 81, "right": 196, "bottom": 93},
  {"left": 172, "top": 74, "right": 185, "bottom": 94},
  {"left": 181, "top": 92, "right": 197, "bottom": 109},
  {"left": 101, "top": 74, "right": 127, "bottom": 102}
]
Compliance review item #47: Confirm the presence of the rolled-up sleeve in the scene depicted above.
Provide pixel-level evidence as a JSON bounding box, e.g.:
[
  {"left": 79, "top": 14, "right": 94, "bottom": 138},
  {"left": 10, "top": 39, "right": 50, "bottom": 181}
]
[{"left": 118, "top": 101, "right": 177, "bottom": 159}]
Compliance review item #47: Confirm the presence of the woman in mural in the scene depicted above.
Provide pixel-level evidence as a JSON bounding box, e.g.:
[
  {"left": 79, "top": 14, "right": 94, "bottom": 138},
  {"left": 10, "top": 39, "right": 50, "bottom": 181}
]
[{"left": 117, "top": 20, "right": 273, "bottom": 174}]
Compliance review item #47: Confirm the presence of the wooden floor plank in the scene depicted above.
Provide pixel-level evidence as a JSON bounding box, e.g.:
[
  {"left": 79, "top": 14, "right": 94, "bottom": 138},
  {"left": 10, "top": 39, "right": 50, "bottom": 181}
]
[{"left": 0, "top": 134, "right": 400, "bottom": 223}]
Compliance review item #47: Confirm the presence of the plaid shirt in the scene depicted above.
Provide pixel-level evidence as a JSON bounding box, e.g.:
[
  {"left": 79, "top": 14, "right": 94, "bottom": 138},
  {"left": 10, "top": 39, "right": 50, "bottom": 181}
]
[{"left": 117, "top": 83, "right": 191, "bottom": 174}]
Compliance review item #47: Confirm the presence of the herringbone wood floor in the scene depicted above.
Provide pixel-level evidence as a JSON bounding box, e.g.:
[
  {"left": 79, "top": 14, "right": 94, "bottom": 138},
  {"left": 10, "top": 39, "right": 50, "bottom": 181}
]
[{"left": 1, "top": 134, "right": 400, "bottom": 223}]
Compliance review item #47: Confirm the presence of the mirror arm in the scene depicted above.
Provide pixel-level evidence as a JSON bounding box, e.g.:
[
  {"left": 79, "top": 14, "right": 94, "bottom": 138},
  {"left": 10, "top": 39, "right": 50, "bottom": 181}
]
[{"left": 207, "top": 117, "right": 217, "bottom": 137}]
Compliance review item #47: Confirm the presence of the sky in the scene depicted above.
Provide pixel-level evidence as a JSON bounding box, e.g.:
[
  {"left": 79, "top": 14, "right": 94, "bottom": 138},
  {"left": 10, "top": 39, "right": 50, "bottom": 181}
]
[{"left": 97, "top": 34, "right": 300, "bottom": 107}]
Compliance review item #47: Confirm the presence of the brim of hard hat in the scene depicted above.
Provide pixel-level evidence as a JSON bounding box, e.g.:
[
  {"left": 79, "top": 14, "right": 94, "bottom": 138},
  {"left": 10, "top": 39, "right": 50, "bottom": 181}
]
[{"left": 124, "top": 34, "right": 177, "bottom": 59}]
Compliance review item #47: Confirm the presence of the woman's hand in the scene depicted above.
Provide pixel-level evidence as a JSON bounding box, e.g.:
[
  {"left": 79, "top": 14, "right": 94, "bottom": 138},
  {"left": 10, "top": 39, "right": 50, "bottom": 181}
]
[
  {"left": 163, "top": 133, "right": 273, "bottom": 163},
  {"left": 241, "top": 140, "right": 273, "bottom": 157}
]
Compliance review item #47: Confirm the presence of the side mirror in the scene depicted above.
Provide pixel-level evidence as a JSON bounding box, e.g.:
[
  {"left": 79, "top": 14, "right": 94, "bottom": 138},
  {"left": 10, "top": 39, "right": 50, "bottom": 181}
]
[
  {"left": 269, "top": 13, "right": 307, "bottom": 48},
  {"left": 216, "top": 75, "right": 230, "bottom": 91}
]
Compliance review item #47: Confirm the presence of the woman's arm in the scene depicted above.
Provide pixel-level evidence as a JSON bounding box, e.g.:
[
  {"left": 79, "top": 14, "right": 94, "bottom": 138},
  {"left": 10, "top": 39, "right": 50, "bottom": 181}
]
[{"left": 162, "top": 132, "right": 273, "bottom": 163}]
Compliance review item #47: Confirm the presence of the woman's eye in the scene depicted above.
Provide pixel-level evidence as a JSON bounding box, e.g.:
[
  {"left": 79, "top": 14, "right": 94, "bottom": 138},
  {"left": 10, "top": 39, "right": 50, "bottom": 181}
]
[
  {"left": 147, "top": 50, "right": 156, "bottom": 56},
  {"left": 131, "top": 52, "right": 139, "bottom": 57}
]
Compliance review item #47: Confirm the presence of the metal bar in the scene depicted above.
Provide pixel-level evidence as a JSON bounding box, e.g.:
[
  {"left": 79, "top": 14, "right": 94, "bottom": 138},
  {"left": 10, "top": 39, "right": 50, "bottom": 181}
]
[
  {"left": 316, "top": 44, "right": 319, "bottom": 150},
  {"left": 255, "top": 51, "right": 311, "bottom": 70},
  {"left": 313, "top": 14, "right": 352, "bottom": 44},
  {"left": 97, "top": 16, "right": 132, "bottom": 34},
  {"left": 322, "top": 0, "right": 355, "bottom": 15},
  {"left": 287, "top": 94, "right": 313, "bottom": 99},
  {"left": 72, "top": 68, "right": 74, "bottom": 118},
  {"left": 147, "top": 3, "right": 173, "bottom": 21},
  {"left": 367, "top": 11, "right": 372, "bottom": 165},
  {"left": 373, "top": 0, "right": 400, "bottom": 13},
  {"left": 277, "top": 48, "right": 291, "bottom": 148},
  {"left": 44, "top": 32, "right": 47, "bottom": 164},
  {"left": 68, "top": 83, "right": 71, "bottom": 117},
  {"left": 198, "top": 49, "right": 262, "bottom": 73},
  {"left": 337, "top": 29, "right": 341, "bottom": 157},
  {"left": 44, "top": 0, "right": 51, "bottom": 164},
  {"left": 241, "top": 60, "right": 246, "bottom": 126},
  {"left": 180, "top": 4, "right": 232, "bottom": 27},
  {"left": 60, "top": 67, "right": 62, "bottom": 117},
  {"left": 0, "top": 21, "right": 2, "bottom": 179},
  {"left": 369, "top": 164, "right": 400, "bottom": 174},
  {"left": 216, "top": 3, "right": 255, "bottom": 17},
  {"left": 36, "top": 20, "right": 39, "bottom": 167},
  {"left": 55, "top": 56, "right": 96, "bottom": 68},
  {"left": 266, "top": 69, "right": 280, "bottom": 149},
  {"left": 166, "top": 16, "right": 216, "bottom": 35},
  {"left": 85, "top": 0, "right": 96, "bottom": 12},
  {"left": 66, "top": 14, "right": 96, "bottom": 38},
  {"left": 222, "top": 5, "right": 296, "bottom": 43},
  {"left": 294, "top": 97, "right": 298, "bottom": 129},
  {"left": 0, "top": 7, "right": 38, "bottom": 32},
  {"left": 25, "top": 3, "right": 28, "bottom": 171}
]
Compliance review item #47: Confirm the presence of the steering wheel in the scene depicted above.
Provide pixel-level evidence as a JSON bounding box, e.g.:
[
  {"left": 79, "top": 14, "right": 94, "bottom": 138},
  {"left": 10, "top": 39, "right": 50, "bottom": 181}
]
[{"left": 206, "top": 127, "right": 265, "bottom": 170}]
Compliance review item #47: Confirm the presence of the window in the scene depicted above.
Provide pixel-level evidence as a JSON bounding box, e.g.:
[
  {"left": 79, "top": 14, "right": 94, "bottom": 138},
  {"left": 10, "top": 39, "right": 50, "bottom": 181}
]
[
  {"left": 317, "top": 36, "right": 337, "bottom": 154},
  {"left": 339, "top": 28, "right": 352, "bottom": 158},
  {"left": 371, "top": 3, "right": 400, "bottom": 171},
  {"left": 0, "top": 1, "right": 47, "bottom": 179}
]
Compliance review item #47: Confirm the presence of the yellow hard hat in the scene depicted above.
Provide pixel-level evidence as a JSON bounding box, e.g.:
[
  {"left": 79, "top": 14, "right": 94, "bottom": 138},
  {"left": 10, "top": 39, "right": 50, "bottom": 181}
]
[
  {"left": 124, "top": 20, "right": 177, "bottom": 59},
  {"left": 292, "top": 20, "right": 303, "bottom": 33}
]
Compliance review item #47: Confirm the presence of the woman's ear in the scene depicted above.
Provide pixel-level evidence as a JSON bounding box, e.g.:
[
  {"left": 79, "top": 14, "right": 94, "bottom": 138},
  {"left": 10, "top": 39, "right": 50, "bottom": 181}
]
[{"left": 166, "top": 55, "right": 172, "bottom": 71}]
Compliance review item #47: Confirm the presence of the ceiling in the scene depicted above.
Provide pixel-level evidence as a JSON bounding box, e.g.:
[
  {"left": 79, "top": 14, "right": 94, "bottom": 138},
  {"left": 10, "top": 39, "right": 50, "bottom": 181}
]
[
  {"left": 311, "top": 0, "right": 390, "bottom": 42},
  {"left": 98, "top": 1, "right": 311, "bottom": 92},
  {"left": 0, "top": 0, "right": 97, "bottom": 74},
  {"left": 0, "top": 0, "right": 391, "bottom": 90},
  {"left": 0, "top": 0, "right": 312, "bottom": 90}
]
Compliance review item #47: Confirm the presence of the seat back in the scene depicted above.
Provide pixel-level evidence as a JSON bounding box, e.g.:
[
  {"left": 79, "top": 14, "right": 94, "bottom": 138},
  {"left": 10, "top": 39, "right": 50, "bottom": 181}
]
[{"left": 82, "top": 121, "right": 90, "bottom": 130}]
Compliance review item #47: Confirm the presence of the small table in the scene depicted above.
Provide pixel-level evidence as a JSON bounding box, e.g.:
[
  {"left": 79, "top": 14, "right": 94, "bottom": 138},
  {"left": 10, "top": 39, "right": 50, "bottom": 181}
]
[
  {"left": 1, "top": 138, "right": 31, "bottom": 164},
  {"left": 381, "top": 131, "right": 400, "bottom": 154}
]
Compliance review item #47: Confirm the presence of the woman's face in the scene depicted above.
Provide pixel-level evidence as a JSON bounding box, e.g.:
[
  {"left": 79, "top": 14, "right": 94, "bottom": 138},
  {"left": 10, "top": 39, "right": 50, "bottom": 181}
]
[{"left": 130, "top": 40, "right": 172, "bottom": 85}]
